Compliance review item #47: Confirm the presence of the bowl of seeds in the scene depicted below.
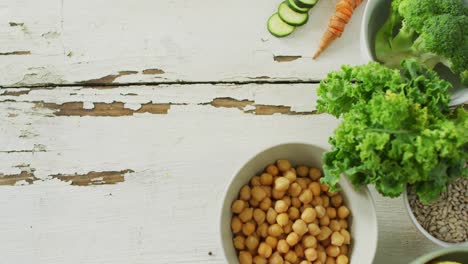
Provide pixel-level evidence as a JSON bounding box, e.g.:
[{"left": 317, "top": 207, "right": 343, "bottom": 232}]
[{"left": 403, "top": 177, "right": 468, "bottom": 247}]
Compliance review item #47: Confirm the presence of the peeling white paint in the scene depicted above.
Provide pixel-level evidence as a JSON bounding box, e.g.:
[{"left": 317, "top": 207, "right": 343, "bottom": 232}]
[
  {"left": 0, "top": 0, "right": 366, "bottom": 86},
  {"left": 82, "top": 101, "right": 94, "bottom": 110}
]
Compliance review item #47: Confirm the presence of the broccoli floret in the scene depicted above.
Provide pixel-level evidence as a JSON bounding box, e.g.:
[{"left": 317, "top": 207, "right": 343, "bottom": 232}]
[
  {"left": 375, "top": 0, "right": 468, "bottom": 85},
  {"left": 398, "top": 0, "right": 465, "bottom": 31},
  {"left": 415, "top": 15, "right": 468, "bottom": 73}
]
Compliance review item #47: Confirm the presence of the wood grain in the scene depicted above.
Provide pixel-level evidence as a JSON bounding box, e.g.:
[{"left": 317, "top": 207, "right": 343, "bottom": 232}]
[{"left": 0, "top": 0, "right": 366, "bottom": 86}]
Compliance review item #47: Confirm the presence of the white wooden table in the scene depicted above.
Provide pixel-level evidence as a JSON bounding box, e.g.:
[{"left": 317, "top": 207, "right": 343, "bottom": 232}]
[{"left": 0, "top": 0, "right": 439, "bottom": 263}]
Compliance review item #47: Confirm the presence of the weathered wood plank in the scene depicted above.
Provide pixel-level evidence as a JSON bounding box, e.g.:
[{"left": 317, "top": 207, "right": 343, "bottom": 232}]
[
  {"left": 0, "top": 83, "right": 320, "bottom": 118},
  {"left": 0, "top": 0, "right": 366, "bottom": 86}
]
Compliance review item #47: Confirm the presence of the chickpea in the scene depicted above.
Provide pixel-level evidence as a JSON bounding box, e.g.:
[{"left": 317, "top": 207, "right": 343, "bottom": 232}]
[
  {"left": 296, "top": 178, "right": 308, "bottom": 190},
  {"left": 305, "top": 248, "right": 318, "bottom": 261},
  {"left": 277, "top": 239, "right": 290, "bottom": 254},
  {"left": 340, "top": 229, "right": 351, "bottom": 244},
  {"left": 233, "top": 235, "right": 246, "bottom": 250},
  {"left": 301, "top": 208, "right": 317, "bottom": 223},
  {"left": 326, "top": 208, "right": 337, "bottom": 219},
  {"left": 246, "top": 235, "right": 260, "bottom": 251},
  {"left": 277, "top": 160, "right": 291, "bottom": 172},
  {"left": 242, "top": 221, "right": 256, "bottom": 236},
  {"left": 254, "top": 256, "right": 268, "bottom": 264},
  {"left": 288, "top": 207, "right": 300, "bottom": 221},
  {"left": 272, "top": 189, "right": 286, "bottom": 200},
  {"left": 284, "top": 170, "right": 297, "bottom": 183},
  {"left": 239, "top": 251, "right": 253, "bottom": 264},
  {"left": 240, "top": 185, "right": 251, "bottom": 201},
  {"left": 336, "top": 255, "right": 348, "bottom": 264},
  {"left": 269, "top": 252, "right": 284, "bottom": 264},
  {"left": 325, "top": 257, "right": 336, "bottom": 264},
  {"left": 331, "top": 231, "right": 345, "bottom": 246},
  {"left": 266, "top": 164, "right": 279, "bottom": 176},
  {"left": 268, "top": 224, "right": 283, "bottom": 237},
  {"left": 289, "top": 183, "right": 302, "bottom": 197},
  {"left": 302, "top": 235, "right": 317, "bottom": 248},
  {"left": 318, "top": 250, "right": 327, "bottom": 263},
  {"left": 286, "top": 232, "right": 300, "bottom": 246},
  {"left": 309, "top": 182, "right": 321, "bottom": 196},
  {"left": 258, "top": 243, "right": 273, "bottom": 258},
  {"left": 283, "top": 220, "right": 293, "bottom": 234},
  {"left": 263, "top": 186, "right": 272, "bottom": 197},
  {"left": 326, "top": 191, "right": 338, "bottom": 198},
  {"left": 249, "top": 176, "right": 260, "bottom": 186},
  {"left": 285, "top": 251, "right": 298, "bottom": 263},
  {"left": 315, "top": 205, "right": 326, "bottom": 218},
  {"left": 311, "top": 196, "right": 323, "bottom": 207},
  {"left": 329, "top": 220, "right": 341, "bottom": 232},
  {"left": 232, "top": 216, "right": 243, "bottom": 233},
  {"left": 299, "top": 262, "right": 311, "bottom": 264},
  {"left": 252, "top": 186, "right": 267, "bottom": 202},
  {"left": 276, "top": 213, "right": 289, "bottom": 227},
  {"left": 300, "top": 204, "right": 312, "bottom": 213},
  {"left": 260, "top": 173, "right": 274, "bottom": 186},
  {"left": 322, "top": 196, "right": 330, "bottom": 207},
  {"left": 239, "top": 208, "right": 254, "bottom": 223},
  {"left": 292, "top": 219, "right": 308, "bottom": 236},
  {"left": 296, "top": 166, "right": 309, "bottom": 177},
  {"left": 282, "top": 196, "right": 292, "bottom": 207},
  {"left": 339, "top": 245, "right": 348, "bottom": 255},
  {"left": 295, "top": 244, "right": 305, "bottom": 258},
  {"left": 320, "top": 216, "right": 330, "bottom": 226},
  {"left": 291, "top": 197, "right": 302, "bottom": 208},
  {"left": 309, "top": 168, "right": 322, "bottom": 180},
  {"left": 254, "top": 208, "right": 266, "bottom": 224},
  {"left": 308, "top": 223, "right": 321, "bottom": 236},
  {"left": 260, "top": 198, "right": 272, "bottom": 211},
  {"left": 267, "top": 208, "right": 278, "bottom": 225},
  {"left": 232, "top": 200, "right": 246, "bottom": 214},
  {"left": 265, "top": 236, "right": 278, "bottom": 248},
  {"left": 331, "top": 195, "right": 343, "bottom": 208},
  {"left": 275, "top": 200, "right": 289, "bottom": 213},
  {"left": 274, "top": 177, "right": 290, "bottom": 192},
  {"left": 338, "top": 219, "right": 348, "bottom": 230},
  {"left": 299, "top": 189, "right": 313, "bottom": 205},
  {"left": 257, "top": 223, "right": 269, "bottom": 238},
  {"left": 317, "top": 226, "right": 332, "bottom": 241},
  {"left": 325, "top": 245, "right": 340, "bottom": 257},
  {"left": 320, "top": 183, "right": 329, "bottom": 192},
  {"left": 250, "top": 198, "right": 260, "bottom": 207},
  {"left": 337, "top": 206, "right": 350, "bottom": 219}
]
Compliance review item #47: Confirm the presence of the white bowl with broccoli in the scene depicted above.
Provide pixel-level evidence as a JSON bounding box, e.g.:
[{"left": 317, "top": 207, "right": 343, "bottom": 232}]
[{"left": 360, "top": 0, "right": 468, "bottom": 106}]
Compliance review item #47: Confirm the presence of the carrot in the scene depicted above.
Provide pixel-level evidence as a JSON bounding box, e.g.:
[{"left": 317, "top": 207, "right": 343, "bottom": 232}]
[{"left": 313, "top": 0, "right": 364, "bottom": 59}]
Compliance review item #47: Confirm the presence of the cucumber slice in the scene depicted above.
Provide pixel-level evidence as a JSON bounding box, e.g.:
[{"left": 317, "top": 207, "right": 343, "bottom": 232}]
[
  {"left": 278, "top": 2, "right": 309, "bottom": 26},
  {"left": 287, "top": 0, "right": 310, "bottom": 13},
  {"left": 267, "top": 13, "right": 295, "bottom": 37},
  {"left": 294, "top": 0, "right": 318, "bottom": 9}
]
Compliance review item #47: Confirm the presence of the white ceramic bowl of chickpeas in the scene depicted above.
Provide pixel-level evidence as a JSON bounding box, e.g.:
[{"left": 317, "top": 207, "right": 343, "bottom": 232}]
[{"left": 220, "top": 143, "right": 378, "bottom": 264}]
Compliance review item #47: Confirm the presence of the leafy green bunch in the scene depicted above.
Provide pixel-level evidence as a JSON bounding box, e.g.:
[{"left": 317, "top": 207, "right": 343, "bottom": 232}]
[
  {"left": 375, "top": 0, "right": 468, "bottom": 85},
  {"left": 317, "top": 60, "right": 467, "bottom": 203}
]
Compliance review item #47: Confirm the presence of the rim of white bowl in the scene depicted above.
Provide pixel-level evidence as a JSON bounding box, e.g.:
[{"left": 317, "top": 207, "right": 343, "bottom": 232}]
[
  {"left": 219, "top": 142, "right": 379, "bottom": 263},
  {"left": 360, "top": 0, "right": 376, "bottom": 63},
  {"left": 403, "top": 187, "right": 468, "bottom": 248}
]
